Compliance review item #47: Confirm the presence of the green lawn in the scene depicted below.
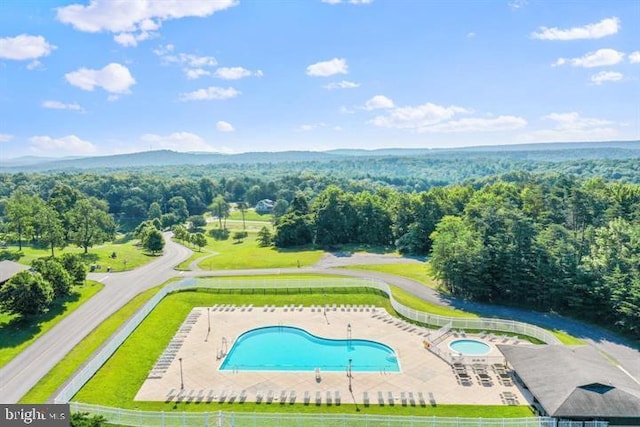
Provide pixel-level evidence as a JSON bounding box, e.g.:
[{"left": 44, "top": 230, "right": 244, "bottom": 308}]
[
  {"left": 342, "top": 263, "right": 440, "bottom": 290},
  {"left": 551, "top": 330, "right": 584, "bottom": 345},
  {"left": 227, "top": 208, "right": 273, "bottom": 222},
  {"left": 390, "top": 286, "right": 478, "bottom": 318},
  {"left": 20, "top": 283, "right": 168, "bottom": 403},
  {"left": 177, "top": 222, "right": 324, "bottom": 270},
  {"left": 1, "top": 239, "right": 156, "bottom": 272},
  {"left": 0, "top": 281, "right": 104, "bottom": 369},
  {"left": 73, "top": 287, "right": 532, "bottom": 417}
]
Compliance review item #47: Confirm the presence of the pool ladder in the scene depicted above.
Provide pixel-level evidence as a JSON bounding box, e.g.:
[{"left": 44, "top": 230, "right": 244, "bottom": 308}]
[{"left": 216, "top": 337, "right": 229, "bottom": 361}]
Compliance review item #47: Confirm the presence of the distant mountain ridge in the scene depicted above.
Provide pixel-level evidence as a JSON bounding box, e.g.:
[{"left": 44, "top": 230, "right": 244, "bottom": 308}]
[{"left": 2, "top": 140, "right": 639, "bottom": 172}]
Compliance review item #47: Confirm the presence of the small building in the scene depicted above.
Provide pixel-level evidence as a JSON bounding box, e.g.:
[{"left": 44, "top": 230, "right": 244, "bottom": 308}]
[
  {"left": 0, "top": 260, "right": 29, "bottom": 285},
  {"left": 255, "top": 199, "right": 275, "bottom": 214},
  {"left": 498, "top": 344, "right": 640, "bottom": 424}
]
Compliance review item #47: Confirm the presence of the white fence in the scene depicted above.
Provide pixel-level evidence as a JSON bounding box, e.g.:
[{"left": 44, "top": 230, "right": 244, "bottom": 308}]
[
  {"left": 70, "top": 402, "right": 560, "bottom": 427},
  {"left": 55, "top": 277, "right": 560, "bottom": 404}
]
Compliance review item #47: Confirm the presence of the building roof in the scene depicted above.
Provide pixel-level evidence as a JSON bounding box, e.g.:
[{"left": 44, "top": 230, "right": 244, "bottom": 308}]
[
  {"left": 497, "top": 344, "right": 640, "bottom": 419},
  {"left": 0, "top": 260, "right": 29, "bottom": 284}
]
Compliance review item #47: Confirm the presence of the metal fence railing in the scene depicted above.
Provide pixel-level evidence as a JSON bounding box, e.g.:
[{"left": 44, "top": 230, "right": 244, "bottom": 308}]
[
  {"left": 69, "top": 402, "right": 562, "bottom": 427},
  {"left": 55, "top": 277, "right": 561, "bottom": 404}
]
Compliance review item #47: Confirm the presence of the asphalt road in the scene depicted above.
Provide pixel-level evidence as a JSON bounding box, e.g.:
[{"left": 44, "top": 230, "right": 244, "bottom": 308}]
[
  {"left": 0, "top": 233, "right": 192, "bottom": 404},
  {"left": 1, "top": 242, "right": 637, "bottom": 404}
]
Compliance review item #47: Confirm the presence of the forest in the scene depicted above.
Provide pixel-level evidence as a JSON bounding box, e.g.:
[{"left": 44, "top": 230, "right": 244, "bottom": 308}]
[{"left": 1, "top": 152, "right": 639, "bottom": 340}]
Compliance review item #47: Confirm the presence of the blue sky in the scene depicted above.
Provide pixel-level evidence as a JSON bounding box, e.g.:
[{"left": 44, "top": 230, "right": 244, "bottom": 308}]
[{"left": 0, "top": 0, "right": 639, "bottom": 158}]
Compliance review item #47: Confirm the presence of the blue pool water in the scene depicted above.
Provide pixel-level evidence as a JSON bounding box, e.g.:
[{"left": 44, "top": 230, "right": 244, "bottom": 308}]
[
  {"left": 219, "top": 326, "right": 400, "bottom": 372},
  {"left": 448, "top": 339, "right": 491, "bottom": 356}
]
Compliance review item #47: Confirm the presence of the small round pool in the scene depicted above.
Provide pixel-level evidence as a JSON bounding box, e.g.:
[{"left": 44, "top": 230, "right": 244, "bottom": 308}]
[{"left": 449, "top": 339, "right": 490, "bottom": 356}]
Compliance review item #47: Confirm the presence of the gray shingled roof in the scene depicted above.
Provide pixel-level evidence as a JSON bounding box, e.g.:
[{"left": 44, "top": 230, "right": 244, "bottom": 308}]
[
  {"left": 497, "top": 344, "right": 640, "bottom": 418},
  {"left": 0, "top": 260, "right": 29, "bottom": 284}
]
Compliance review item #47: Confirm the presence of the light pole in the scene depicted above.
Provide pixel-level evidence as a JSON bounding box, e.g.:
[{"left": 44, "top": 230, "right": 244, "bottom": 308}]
[
  {"left": 348, "top": 358, "right": 353, "bottom": 392},
  {"left": 179, "top": 357, "right": 184, "bottom": 390}
]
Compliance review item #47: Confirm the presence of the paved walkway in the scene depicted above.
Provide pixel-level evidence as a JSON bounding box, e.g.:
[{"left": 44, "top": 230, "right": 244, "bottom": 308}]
[
  {"left": 136, "top": 306, "right": 529, "bottom": 406},
  {"left": 182, "top": 266, "right": 640, "bottom": 383}
]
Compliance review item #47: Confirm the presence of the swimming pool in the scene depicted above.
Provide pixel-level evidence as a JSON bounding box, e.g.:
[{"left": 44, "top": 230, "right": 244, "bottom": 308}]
[
  {"left": 448, "top": 339, "right": 491, "bottom": 356},
  {"left": 220, "top": 326, "right": 400, "bottom": 372}
]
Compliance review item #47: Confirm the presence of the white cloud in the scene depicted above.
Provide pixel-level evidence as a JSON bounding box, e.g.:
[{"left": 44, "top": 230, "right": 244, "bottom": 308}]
[
  {"left": 113, "top": 31, "right": 153, "bottom": 47},
  {"left": 57, "top": 0, "right": 238, "bottom": 47},
  {"left": 422, "top": 116, "right": 527, "bottom": 133},
  {"left": 306, "top": 58, "right": 348, "bottom": 77},
  {"left": 629, "top": 51, "right": 640, "bottom": 64},
  {"left": 27, "top": 60, "right": 43, "bottom": 70},
  {"left": 29, "top": 135, "right": 97, "bottom": 154},
  {"left": 553, "top": 48, "right": 624, "bottom": 68},
  {"left": 508, "top": 0, "right": 528, "bottom": 10},
  {"left": 185, "top": 68, "right": 211, "bottom": 79},
  {"left": 519, "top": 112, "right": 618, "bottom": 142},
  {"left": 544, "top": 112, "right": 613, "bottom": 130},
  {"left": 324, "top": 80, "right": 360, "bottom": 90},
  {"left": 466, "top": 32, "right": 476, "bottom": 38},
  {"left": 216, "top": 121, "right": 235, "bottom": 132},
  {"left": 590, "top": 71, "right": 623, "bottom": 85},
  {"left": 364, "top": 95, "right": 395, "bottom": 110},
  {"left": 154, "top": 45, "right": 218, "bottom": 79},
  {"left": 369, "top": 102, "right": 469, "bottom": 130},
  {"left": 179, "top": 86, "right": 240, "bottom": 101},
  {"left": 65, "top": 63, "right": 136, "bottom": 95},
  {"left": 296, "top": 122, "right": 341, "bottom": 132},
  {"left": 42, "top": 100, "right": 84, "bottom": 112},
  {"left": 141, "top": 132, "right": 215, "bottom": 152},
  {"left": 0, "top": 134, "right": 13, "bottom": 142},
  {"left": 214, "top": 67, "right": 263, "bottom": 80},
  {"left": 365, "top": 99, "right": 526, "bottom": 134},
  {"left": 532, "top": 17, "right": 619, "bottom": 40},
  {"left": 0, "top": 34, "right": 56, "bottom": 61}
]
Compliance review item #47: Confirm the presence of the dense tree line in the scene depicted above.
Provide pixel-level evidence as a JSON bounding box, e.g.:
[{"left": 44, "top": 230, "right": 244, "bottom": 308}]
[
  {"left": 271, "top": 175, "right": 640, "bottom": 339},
  {"left": 2, "top": 164, "right": 639, "bottom": 339},
  {"left": 2, "top": 187, "right": 116, "bottom": 255}
]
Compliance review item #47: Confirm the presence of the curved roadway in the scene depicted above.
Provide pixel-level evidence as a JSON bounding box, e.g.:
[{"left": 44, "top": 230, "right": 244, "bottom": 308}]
[
  {"left": 0, "top": 233, "right": 192, "bottom": 403},
  {"left": 1, "top": 239, "right": 638, "bottom": 404}
]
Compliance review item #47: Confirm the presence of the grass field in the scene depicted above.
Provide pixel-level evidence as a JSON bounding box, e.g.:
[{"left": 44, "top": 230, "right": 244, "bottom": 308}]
[
  {"left": 0, "top": 239, "right": 155, "bottom": 272},
  {"left": 19, "top": 283, "right": 169, "bottom": 403},
  {"left": 176, "top": 222, "right": 324, "bottom": 270},
  {"left": 73, "top": 287, "right": 532, "bottom": 417},
  {"left": 390, "top": 286, "right": 479, "bottom": 318},
  {"left": 0, "top": 281, "right": 103, "bottom": 369},
  {"left": 342, "top": 263, "right": 440, "bottom": 290},
  {"left": 227, "top": 208, "right": 273, "bottom": 222}
]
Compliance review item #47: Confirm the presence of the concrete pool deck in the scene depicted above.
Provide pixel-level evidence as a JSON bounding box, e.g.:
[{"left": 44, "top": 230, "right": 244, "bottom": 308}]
[{"left": 135, "top": 305, "right": 533, "bottom": 406}]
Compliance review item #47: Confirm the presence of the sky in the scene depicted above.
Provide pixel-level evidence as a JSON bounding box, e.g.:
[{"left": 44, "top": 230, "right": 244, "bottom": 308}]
[{"left": 0, "top": 0, "right": 639, "bottom": 159}]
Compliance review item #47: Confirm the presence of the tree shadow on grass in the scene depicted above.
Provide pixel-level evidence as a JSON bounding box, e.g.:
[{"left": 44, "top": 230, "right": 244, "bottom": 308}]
[
  {"left": 0, "top": 250, "right": 24, "bottom": 261},
  {"left": 79, "top": 253, "right": 100, "bottom": 263},
  {"left": 0, "top": 291, "right": 82, "bottom": 351},
  {"left": 113, "top": 234, "right": 135, "bottom": 244}
]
